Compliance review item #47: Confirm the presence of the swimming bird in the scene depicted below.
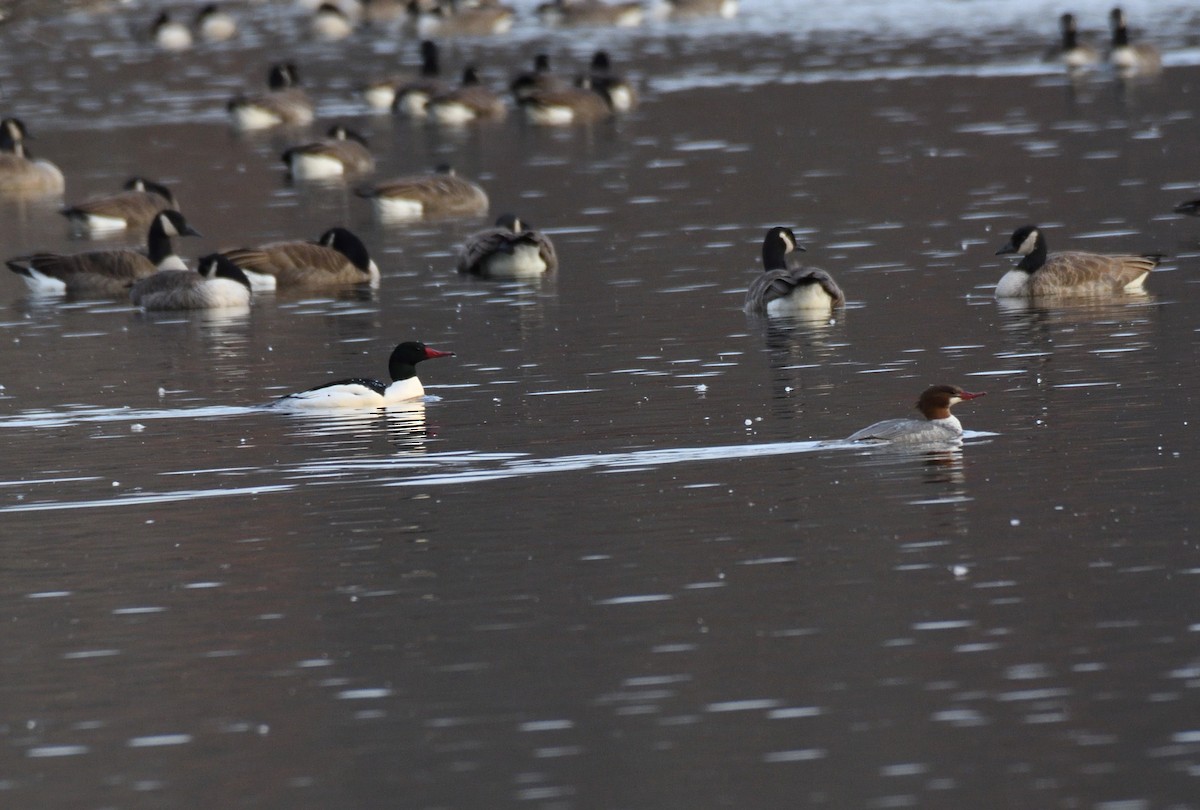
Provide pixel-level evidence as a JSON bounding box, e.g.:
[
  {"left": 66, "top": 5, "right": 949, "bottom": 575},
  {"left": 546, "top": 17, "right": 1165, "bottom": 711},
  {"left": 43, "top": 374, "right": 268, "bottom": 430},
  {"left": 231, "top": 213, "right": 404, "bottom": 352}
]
[
  {"left": 994, "top": 224, "right": 1161, "bottom": 298},
  {"left": 582, "top": 51, "right": 636, "bottom": 112},
  {"left": 194, "top": 3, "right": 238, "bottom": 42},
  {"left": 130, "top": 253, "right": 252, "bottom": 310},
  {"left": 60, "top": 177, "right": 178, "bottom": 234},
  {"left": 358, "top": 165, "right": 489, "bottom": 222},
  {"left": 1108, "top": 7, "right": 1161, "bottom": 76},
  {"left": 365, "top": 39, "right": 442, "bottom": 112},
  {"left": 510, "top": 54, "right": 567, "bottom": 103},
  {"left": 312, "top": 2, "right": 355, "bottom": 39},
  {"left": 847, "top": 385, "right": 986, "bottom": 445},
  {"left": 744, "top": 227, "right": 844, "bottom": 315},
  {"left": 151, "top": 10, "right": 193, "bottom": 51},
  {"left": 0, "top": 117, "right": 65, "bottom": 197},
  {"left": 537, "top": 0, "right": 643, "bottom": 28},
  {"left": 1049, "top": 12, "right": 1099, "bottom": 71},
  {"left": 426, "top": 66, "right": 507, "bottom": 125},
  {"left": 221, "top": 226, "right": 380, "bottom": 290},
  {"left": 660, "top": 0, "right": 738, "bottom": 19},
  {"left": 519, "top": 81, "right": 613, "bottom": 126},
  {"left": 282, "top": 125, "right": 375, "bottom": 180},
  {"left": 404, "top": 0, "right": 514, "bottom": 38},
  {"left": 273, "top": 340, "right": 454, "bottom": 408},
  {"left": 6, "top": 209, "right": 201, "bottom": 296},
  {"left": 227, "top": 63, "right": 315, "bottom": 130},
  {"left": 457, "top": 213, "right": 558, "bottom": 278}
]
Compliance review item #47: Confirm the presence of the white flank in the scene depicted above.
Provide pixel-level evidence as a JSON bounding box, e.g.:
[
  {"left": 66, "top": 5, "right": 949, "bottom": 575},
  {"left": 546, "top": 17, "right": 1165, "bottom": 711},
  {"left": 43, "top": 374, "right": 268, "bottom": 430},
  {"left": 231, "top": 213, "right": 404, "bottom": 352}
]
[
  {"left": 230, "top": 105, "right": 282, "bottom": 131},
  {"left": 372, "top": 196, "right": 424, "bottom": 222},
  {"left": 429, "top": 102, "right": 477, "bottom": 126},
  {"left": 289, "top": 153, "right": 346, "bottom": 180},
  {"left": 525, "top": 105, "right": 575, "bottom": 126},
  {"left": 19, "top": 268, "right": 67, "bottom": 295},
  {"left": 240, "top": 269, "right": 278, "bottom": 292}
]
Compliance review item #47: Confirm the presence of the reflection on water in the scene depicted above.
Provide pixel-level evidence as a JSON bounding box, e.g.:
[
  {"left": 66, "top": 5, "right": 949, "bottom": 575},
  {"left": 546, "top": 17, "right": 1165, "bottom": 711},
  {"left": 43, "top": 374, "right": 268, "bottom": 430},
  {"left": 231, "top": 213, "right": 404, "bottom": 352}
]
[{"left": 1, "top": 2, "right": 1200, "bottom": 809}]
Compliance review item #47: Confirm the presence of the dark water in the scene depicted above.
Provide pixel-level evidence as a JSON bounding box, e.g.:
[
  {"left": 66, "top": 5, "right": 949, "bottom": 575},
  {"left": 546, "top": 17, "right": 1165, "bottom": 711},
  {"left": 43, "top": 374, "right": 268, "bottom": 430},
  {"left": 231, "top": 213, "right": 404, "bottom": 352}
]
[{"left": 2, "top": 2, "right": 1200, "bottom": 808}]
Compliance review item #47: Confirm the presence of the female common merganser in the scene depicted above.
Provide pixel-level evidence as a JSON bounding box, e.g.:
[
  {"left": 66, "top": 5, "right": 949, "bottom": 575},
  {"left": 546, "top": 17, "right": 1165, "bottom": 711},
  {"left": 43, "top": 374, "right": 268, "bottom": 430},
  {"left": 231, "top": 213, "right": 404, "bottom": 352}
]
[
  {"left": 0, "top": 117, "right": 65, "bottom": 197},
  {"left": 228, "top": 63, "right": 315, "bottom": 130},
  {"left": 282, "top": 125, "right": 375, "bottom": 180},
  {"left": 848, "top": 385, "right": 986, "bottom": 444},
  {"left": 6, "top": 209, "right": 200, "bottom": 296},
  {"left": 358, "top": 164, "right": 489, "bottom": 222},
  {"left": 994, "top": 224, "right": 1162, "bottom": 298},
  {"left": 221, "top": 226, "right": 379, "bottom": 290},
  {"left": 744, "top": 226, "right": 844, "bottom": 315},
  {"left": 60, "top": 177, "right": 178, "bottom": 234},
  {"left": 130, "top": 253, "right": 252, "bottom": 310},
  {"left": 457, "top": 214, "right": 558, "bottom": 278},
  {"left": 1108, "top": 7, "right": 1161, "bottom": 77},
  {"left": 274, "top": 341, "right": 454, "bottom": 408}
]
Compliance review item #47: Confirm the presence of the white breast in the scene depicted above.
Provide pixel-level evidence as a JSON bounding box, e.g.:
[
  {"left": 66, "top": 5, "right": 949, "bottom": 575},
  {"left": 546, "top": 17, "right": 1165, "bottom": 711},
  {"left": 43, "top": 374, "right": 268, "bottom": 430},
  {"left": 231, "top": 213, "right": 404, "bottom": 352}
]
[
  {"left": 994, "top": 269, "right": 1031, "bottom": 299},
  {"left": 372, "top": 196, "right": 424, "bottom": 223},
  {"left": 202, "top": 278, "right": 252, "bottom": 309},
  {"left": 483, "top": 244, "right": 548, "bottom": 278},
  {"left": 289, "top": 152, "right": 347, "bottom": 180},
  {"left": 429, "top": 102, "right": 478, "bottom": 126},
  {"left": 230, "top": 105, "right": 282, "bottom": 131}
]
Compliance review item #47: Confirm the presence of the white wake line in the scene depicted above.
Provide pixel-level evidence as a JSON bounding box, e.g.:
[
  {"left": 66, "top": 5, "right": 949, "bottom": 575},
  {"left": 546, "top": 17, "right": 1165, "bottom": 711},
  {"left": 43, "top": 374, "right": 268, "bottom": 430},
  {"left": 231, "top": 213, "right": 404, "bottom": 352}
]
[{"left": 0, "top": 433, "right": 994, "bottom": 513}]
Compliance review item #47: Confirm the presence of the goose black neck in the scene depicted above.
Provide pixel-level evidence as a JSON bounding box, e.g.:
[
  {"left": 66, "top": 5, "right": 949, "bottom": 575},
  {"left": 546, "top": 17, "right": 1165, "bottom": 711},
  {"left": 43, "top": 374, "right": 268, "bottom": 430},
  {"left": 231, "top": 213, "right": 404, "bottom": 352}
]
[
  {"left": 1112, "top": 25, "right": 1129, "bottom": 47},
  {"left": 146, "top": 220, "right": 176, "bottom": 264},
  {"left": 762, "top": 237, "right": 790, "bottom": 271},
  {"left": 1017, "top": 238, "right": 1048, "bottom": 273}
]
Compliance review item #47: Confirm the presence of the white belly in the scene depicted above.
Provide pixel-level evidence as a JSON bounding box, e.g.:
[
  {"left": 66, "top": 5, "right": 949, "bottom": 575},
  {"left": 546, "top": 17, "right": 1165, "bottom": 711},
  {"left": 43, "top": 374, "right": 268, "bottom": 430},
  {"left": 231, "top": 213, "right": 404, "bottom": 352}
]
[
  {"left": 372, "top": 196, "right": 424, "bottom": 222},
  {"left": 289, "top": 153, "right": 346, "bottom": 180},
  {"left": 429, "top": 102, "right": 477, "bottom": 126},
  {"left": 230, "top": 104, "right": 282, "bottom": 131},
  {"left": 525, "top": 105, "right": 575, "bottom": 126}
]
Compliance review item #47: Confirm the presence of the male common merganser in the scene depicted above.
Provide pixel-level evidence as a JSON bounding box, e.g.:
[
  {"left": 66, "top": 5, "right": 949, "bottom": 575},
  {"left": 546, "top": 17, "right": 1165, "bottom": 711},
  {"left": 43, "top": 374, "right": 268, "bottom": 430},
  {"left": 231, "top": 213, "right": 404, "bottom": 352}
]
[
  {"left": 1049, "top": 12, "right": 1099, "bottom": 71},
  {"left": 994, "top": 224, "right": 1162, "bottom": 298},
  {"left": 282, "top": 126, "right": 375, "bottom": 180},
  {"left": 227, "top": 63, "right": 315, "bottom": 130},
  {"left": 130, "top": 253, "right": 252, "bottom": 310},
  {"left": 221, "top": 226, "right": 379, "bottom": 290},
  {"left": 0, "top": 117, "right": 65, "bottom": 197},
  {"left": 1108, "top": 7, "right": 1161, "bottom": 76},
  {"left": 744, "top": 226, "right": 844, "bottom": 315},
  {"left": 6, "top": 209, "right": 200, "bottom": 296},
  {"left": 274, "top": 341, "right": 454, "bottom": 408},
  {"left": 60, "top": 177, "right": 178, "bottom": 234},
  {"left": 358, "top": 165, "right": 489, "bottom": 222},
  {"left": 847, "top": 385, "right": 986, "bottom": 444},
  {"left": 457, "top": 214, "right": 558, "bottom": 278}
]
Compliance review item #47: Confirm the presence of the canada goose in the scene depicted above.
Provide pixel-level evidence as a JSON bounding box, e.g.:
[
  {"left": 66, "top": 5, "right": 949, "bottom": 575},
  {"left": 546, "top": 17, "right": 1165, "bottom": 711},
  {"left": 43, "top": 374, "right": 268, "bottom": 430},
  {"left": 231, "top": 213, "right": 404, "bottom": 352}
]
[
  {"left": 131, "top": 253, "right": 252, "bottom": 310},
  {"left": 426, "top": 66, "right": 507, "bottom": 125},
  {"left": 312, "top": 2, "right": 354, "bottom": 39},
  {"left": 0, "top": 117, "right": 65, "bottom": 197},
  {"left": 661, "top": 0, "right": 737, "bottom": 19},
  {"left": 227, "top": 63, "right": 315, "bottom": 130},
  {"left": 364, "top": 39, "right": 441, "bottom": 112},
  {"left": 221, "top": 226, "right": 380, "bottom": 290},
  {"left": 744, "top": 227, "right": 844, "bottom": 315},
  {"left": 273, "top": 341, "right": 454, "bottom": 408},
  {"left": 151, "top": 10, "right": 193, "bottom": 51},
  {"left": 994, "top": 224, "right": 1162, "bottom": 298},
  {"left": 405, "top": 0, "right": 514, "bottom": 38},
  {"left": 358, "top": 165, "right": 489, "bottom": 222},
  {"left": 510, "top": 54, "right": 568, "bottom": 103},
  {"left": 457, "top": 214, "right": 558, "bottom": 278},
  {"left": 6, "top": 210, "right": 201, "bottom": 297},
  {"left": 194, "top": 3, "right": 237, "bottom": 41},
  {"left": 519, "top": 82, "right": 613, "bottom": 126},
  {"left": 537, "top": 0, "right": 644, "bottom": 28},
  {"left": 582, "top": 51, "right": 636, "bottom": 112},
  {"left": 1048, "top": 12, "right": 1099, "bottom": 71},
  {"left": 60, "top": 177, "right": 178, "bottom": 234},
  {"left": 282, "top": 125, "right": 375, "bottom": 180},
  {"left": 1173, "top": 199, "right": 1200, "bottom": 216},
  {"left": 1108, "top": 7, "right": 1161, "bottom": 76}
]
